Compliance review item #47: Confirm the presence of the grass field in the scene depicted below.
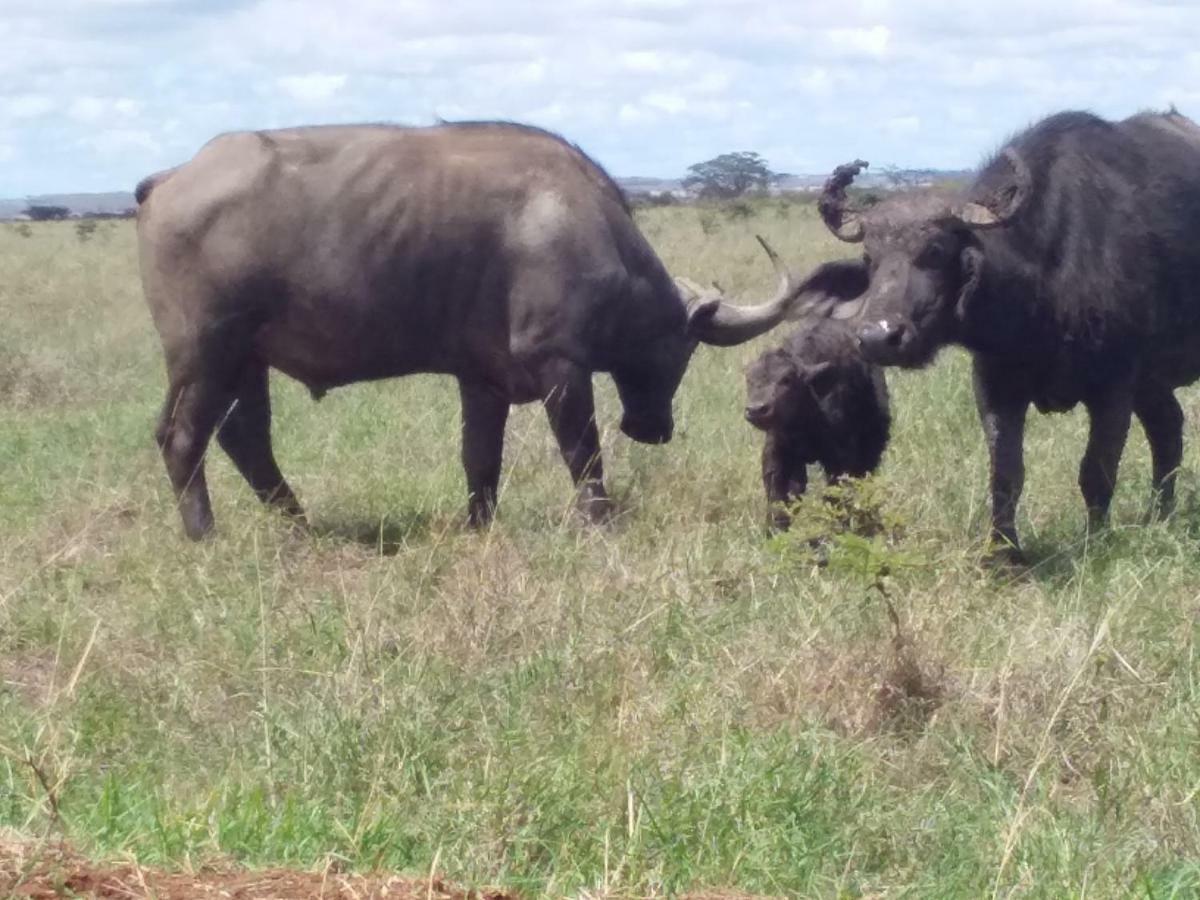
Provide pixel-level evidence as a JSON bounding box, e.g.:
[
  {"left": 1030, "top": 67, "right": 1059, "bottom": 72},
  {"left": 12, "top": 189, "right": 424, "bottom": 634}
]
[{"left": 2, "top": 204, "right": 1199, "bottom": 898}]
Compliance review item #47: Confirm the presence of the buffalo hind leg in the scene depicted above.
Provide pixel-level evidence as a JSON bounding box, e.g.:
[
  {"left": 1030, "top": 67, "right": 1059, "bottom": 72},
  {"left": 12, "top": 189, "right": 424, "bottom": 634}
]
[
  {"left": 973, "top": 359, "right": 1029, "bottom": 560},
  {"left": 459, "top": 380, "right": 510, "bottom": 527},
  {"left": 155, "top": 376, "right": 233, "bottom": 540},
  {"left": 1133, "top": 381, "right": 1183, "bottom": 520},
  {"left": 1080, "top": 389, "right": 1134, "bottom": 532},
  {"left": 540, "top": 359, "right": 613, "bottom": 522},
  {"left": 217, "top": 365, "right": 305, "bottom": 523}
]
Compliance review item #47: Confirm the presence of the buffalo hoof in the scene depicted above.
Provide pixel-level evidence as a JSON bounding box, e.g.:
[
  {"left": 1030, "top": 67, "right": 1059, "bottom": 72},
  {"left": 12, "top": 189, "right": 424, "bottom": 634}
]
[
  {"left": 281, "top": 509, "right": 311, "bottom": 534},
  {"left": 1085, "top": 509, "right": 1111, "bottom": 535},
  {"left": 574, "top": 484, "right": 614, "bottom": 524},
  {"left": 766, "top": 511, "right": 791, "bottom": 533},
  {"left": 466, "top": 504, "right": 497, "bottom": 530},
  {"left": 983, "top": 543, "right": 1029, "bottom": 571},
  {"left": 580, "top": 496, "right": 615, "bottom": 524},
  {"left": 182, "top": 516, "right": 215, "bottom": 542}
]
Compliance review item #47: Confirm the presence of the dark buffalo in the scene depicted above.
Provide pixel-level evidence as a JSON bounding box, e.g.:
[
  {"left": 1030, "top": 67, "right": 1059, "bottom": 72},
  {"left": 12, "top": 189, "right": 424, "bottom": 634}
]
[
  {"left": 744, "top": 318, "right": 890, "bottom": 530},
  {"left": 135, "top": 121, "right": 826, "bottom": 539},
  {"left": 803, "top": 109, "right": 1200, "bottom": 557}
]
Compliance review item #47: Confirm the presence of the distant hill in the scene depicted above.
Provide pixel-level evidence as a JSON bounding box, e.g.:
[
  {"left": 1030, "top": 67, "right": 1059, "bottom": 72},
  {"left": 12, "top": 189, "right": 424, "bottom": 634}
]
[{"left": 0, "top": 192, "right": 136, "bottom": 220}]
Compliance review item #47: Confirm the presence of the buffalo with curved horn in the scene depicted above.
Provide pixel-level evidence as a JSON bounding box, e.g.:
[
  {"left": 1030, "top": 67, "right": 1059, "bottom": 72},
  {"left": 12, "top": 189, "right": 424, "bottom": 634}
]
[
  {"left": 796, "top": 109, "right": 1200, "bottom": 558},
  {"left": 136, "top": 121, "right": 820, "bottom": 538}
]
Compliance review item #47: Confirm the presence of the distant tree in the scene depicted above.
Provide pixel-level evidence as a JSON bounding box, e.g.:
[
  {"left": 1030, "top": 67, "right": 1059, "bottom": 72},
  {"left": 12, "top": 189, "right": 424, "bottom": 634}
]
[
  {"left": 24, "top": 205, "right": 70, "bottom": 221},
  {"left": 878, "top": 165, "right": 926, "bottom": 191},
  {"left": 683, "top": 152, "right": 779, "bottom": 200}
]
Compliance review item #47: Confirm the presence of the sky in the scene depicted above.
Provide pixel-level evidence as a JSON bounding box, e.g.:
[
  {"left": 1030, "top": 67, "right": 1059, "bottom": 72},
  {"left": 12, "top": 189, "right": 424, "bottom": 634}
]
[{"left": 1, "top": 0, "right": 1198, "bottom": 196}]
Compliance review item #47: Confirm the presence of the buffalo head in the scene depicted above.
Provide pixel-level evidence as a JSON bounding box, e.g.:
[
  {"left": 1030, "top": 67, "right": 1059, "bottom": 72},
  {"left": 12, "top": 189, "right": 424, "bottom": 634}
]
[
  {"left": 803, "top": 152, "right": 1032, "bottom": 367},
  {"left": 609, "top": 235, "right": 840, "bottom": 445}
]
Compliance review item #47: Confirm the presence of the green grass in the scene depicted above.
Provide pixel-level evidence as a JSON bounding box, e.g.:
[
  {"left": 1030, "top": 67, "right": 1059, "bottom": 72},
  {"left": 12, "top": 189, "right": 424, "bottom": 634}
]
[{"left": 1, "top": 206, "right": 1199, "bottom": 898}]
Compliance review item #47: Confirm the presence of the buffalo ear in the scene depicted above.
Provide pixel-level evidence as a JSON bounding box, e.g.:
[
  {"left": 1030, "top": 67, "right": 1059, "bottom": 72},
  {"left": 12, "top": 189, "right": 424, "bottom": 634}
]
[
  {"left": 790, "top": 258, "right": 871, "bottom": 321},
  {"left": 801, "top": 360, "right": 838, "bottom": 395},
  {"left": 956, "top": 245, "right": 985, "bottom": 322},
  {"left": 955, "top": 202, "right": 1001, "bottom": 227},
  {"left": 951, "top": 147, "right": 1031, "bottom": 229}
]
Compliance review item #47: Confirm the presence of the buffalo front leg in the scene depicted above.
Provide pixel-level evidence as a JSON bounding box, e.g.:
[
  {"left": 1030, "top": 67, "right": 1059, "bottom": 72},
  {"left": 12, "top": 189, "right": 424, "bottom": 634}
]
[
  {"left": 973, "top": 360, "right": 1029, "bottom": 557},
  {"left": 155, "top": 378, "right": 233, "bottom": 540},
  {"left": 1133, "top": 381, "right": 1183, "bottom": 520},
  {"left": 761, "top": 433, "right": 806, "bottom": 531},
  {"left": 540, "top": 359, "right": 613, "bottom": 522},
  {"left": 216, "top": 365, "right": 305, "bottom": 523},
  {"left": 459, "top": 380, "right": 510, "bottom": 527},
  {"left": 1080, "top": 388, "right": 1134, "bottom": 532}
]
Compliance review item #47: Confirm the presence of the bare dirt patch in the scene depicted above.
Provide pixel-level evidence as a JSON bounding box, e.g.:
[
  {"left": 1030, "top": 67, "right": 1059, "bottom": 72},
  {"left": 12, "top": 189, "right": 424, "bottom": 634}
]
[
  {"left": 1, "top": 838, "right": 516, "bottom": 900},
  {"left": 0, "top": 837, "right": 781, "bottom": 899},
  {"left": 0, "top": 652, "right": 59, "bottom": 708}
]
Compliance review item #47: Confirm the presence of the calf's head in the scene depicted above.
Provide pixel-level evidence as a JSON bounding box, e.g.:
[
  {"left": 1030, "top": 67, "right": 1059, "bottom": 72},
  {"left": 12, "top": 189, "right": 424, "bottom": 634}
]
[
  {"left": 806, "top": 153, "right": 1031, "bottom": 367},
  {"left": 744, "top": 348, "right": 837, "bottom": 432}
]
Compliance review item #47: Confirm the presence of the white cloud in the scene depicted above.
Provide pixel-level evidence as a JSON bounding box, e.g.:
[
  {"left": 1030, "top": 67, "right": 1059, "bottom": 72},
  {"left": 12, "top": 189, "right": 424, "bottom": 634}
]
[
  {"left": 691, "top": 70, "right": 733, "bottom": 95},
  {"left": 468, "top": 59, "right": 547, "bottom": 88},
  {"left": 69, "top": 96, "right": 109, "bottom": 123},
  {"left": 4, "top": 95, "right": 56, "bottom": 119},
  {"left": 621, "top": 51, "right": 666, "bottom": 73},
  {"left": 1, "top": 0, "right": 1198, "bottom": 193},
  {"left": 275, "top": 72, "right": 348, "bottom": 103},
  {"left": 67, "top": 95, "right": 143, "bottom": 124},
  {"left": 80, "top": 128, "right": 160, "bottom": 157},
  {"left": 524, "top": 101, "right": 567, "bottom": 123},
  {"left": 886, "top": 115, "right": 921, "bottom": 135},
  {"left": 643, "top": 91, "right": 688, "bottom": 115},
  {"left": 826, "top": 25, "right": 891, "bottom": 59},
  {"left": 618, "top": 103, "right": 647, "bottom": 124},
  {"left": 792, "top": 67, "right": 834, "bottom": 97}
]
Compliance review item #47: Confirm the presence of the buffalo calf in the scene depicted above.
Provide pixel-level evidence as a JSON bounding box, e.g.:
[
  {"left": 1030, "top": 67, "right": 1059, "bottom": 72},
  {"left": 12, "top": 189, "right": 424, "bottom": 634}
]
[{"left": 744, "top": 320, "right": 890, "bottom": 530}]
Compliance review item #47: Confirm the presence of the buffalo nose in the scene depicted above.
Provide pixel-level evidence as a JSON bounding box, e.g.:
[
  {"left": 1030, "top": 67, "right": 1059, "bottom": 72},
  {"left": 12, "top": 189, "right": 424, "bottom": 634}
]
[
  {"left": 858, "top": 319, "right": 906, "bottom": 350},
  {"left": 744, "top": 403, "right": 771, "bottom": 424}
]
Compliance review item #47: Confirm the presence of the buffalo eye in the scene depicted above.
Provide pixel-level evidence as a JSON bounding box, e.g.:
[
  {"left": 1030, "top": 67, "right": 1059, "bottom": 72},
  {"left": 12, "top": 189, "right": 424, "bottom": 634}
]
[
  {"left": 915, "top": 239, "right": 953, "bottom": 269},
  {"left": 778, "top": 366, "right": 802, "bottom": 387}
]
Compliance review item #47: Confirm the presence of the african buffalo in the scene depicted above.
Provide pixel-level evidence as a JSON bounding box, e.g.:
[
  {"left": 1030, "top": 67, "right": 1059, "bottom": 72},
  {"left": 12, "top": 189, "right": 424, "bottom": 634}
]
[
  {"left": 135, "top": 121, "right": 825, "bottom": 539},
  {"left": 744, "top": 318, "right": 890, "bottom": 530},
  {"left": 803, "top": 109, "right": 1200, "bottom": 557}
]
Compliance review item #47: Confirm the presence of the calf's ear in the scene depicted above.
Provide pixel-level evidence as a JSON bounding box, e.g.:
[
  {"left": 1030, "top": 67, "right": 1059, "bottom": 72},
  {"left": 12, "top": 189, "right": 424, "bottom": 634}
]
[
  {"left": 956, "top": 245, "right": 985, "bottom": 322},
  {"left": 801, "top": 360, "right": 838, "bottom": 395}
]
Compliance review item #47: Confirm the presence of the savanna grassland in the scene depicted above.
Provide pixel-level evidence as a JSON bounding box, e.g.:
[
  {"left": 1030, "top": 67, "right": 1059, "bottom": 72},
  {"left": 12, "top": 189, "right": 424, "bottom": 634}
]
[{"left": 1, "top": 203, "right": 1199, "bottom": 898}]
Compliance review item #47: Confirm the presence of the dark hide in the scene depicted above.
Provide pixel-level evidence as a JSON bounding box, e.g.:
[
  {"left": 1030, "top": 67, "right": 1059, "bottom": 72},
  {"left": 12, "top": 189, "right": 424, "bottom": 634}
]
[
  {"left": 745, "top": 319, "right": 890, "bottom": 530},
  {"left": 806, "top": 109, "right": 1200, "bottom": 555}
]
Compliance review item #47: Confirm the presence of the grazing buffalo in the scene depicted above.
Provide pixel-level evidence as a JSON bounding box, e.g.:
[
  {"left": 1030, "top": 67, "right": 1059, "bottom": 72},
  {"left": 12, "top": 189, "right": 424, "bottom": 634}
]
[
  {"left": 802, "top": 109, "right": 1200, "bottom": 557},
  {"left": 135, "top": 121, "right": 825, "bottom": 539},
  {"left": 744, "top": 318, "right": 890, "bottom": 530}
]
